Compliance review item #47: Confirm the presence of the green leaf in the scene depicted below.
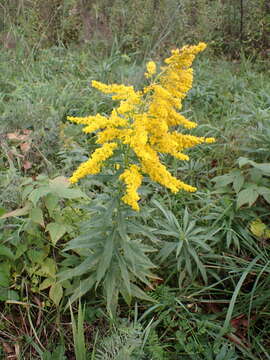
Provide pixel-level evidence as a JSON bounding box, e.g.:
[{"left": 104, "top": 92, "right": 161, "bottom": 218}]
[
  {"left": 46, "top": 222, "right": 67, "bottom": 245},
  {"left": 27, "top": 249, "right": 48, "bottom": 264},
  {"left": 0, "top": 245, "right": 14, "bottom": 259},
  {"left": 130, "top": 284, "right": 155, "bottom": 302},
  {"left": 66, "top": 276, "right": 96, "bottom": 308},
  {"left": 238, "top": 157, "right": 255, "bottom": 168},
  {"left": 257, "top": 187, "right": 270, "bottom": 204},
  {"left": 237, "top": 186, "right": 259, "bottom": 208},
  {"left": 58, "top": 254, "right": 99, "bottom": 282},
  {"left": 36, "top": 258, "right": 57, "bottom": 278},
  {"left": 0, "top": 207, "right": 6, "bottom": 217},
  {"left": 22, "top": 185, "right": 34, "bottom": 201},
  {"left": 254, "top": 163, "right": 270, "bottom": 176},
  {"left": 0, "top": 264, "right": 10, "bottom": 287},
  {"left": 39, "top": 278, "right": 54, "bottom": 291},
  {"left": 212, "top": 173, "right": 235, "bottom": 188},
  {"left": 29, "top": 207, "right": 44, "bottom": 227},
  {"left": 96, "top": 231, "right": 115, "bottom": 285},
  {"left": 0, "top": 289, "right": 19, "bottom": 301},
  {"left": 29, "top": 186, "right": 50, "bottom": 207},
  {"left": 49, "top": 283, "right": 63, "bottom": 306},
  {"left": 232, "top": 173, "right": 244, "bottom": 193},
  {"left": 44, "top": 194, "right": 59, "bottom": 215}
]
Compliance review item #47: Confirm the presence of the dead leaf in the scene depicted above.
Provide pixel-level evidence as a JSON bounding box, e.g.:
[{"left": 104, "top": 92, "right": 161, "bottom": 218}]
[
  {"left": 20, "top": 142, "right": 31, "bottom": 153},
  {"left": 23, "top": 129, "right": 32, "bottom": 135},
  {"left": 23, "top": 161, "right": 32, "bottom": 170},
  {"left": 1, "top": 341, "right": 14, "bottom": 354},
  {"left": 7, "top": 132, "right": 29, "bottom": 141},
  {"left": 0, "top": 205, "right": 30, "bottom": 219}
]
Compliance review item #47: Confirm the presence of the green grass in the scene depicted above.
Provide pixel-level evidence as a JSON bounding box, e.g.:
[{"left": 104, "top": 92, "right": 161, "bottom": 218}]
[{"left": 0, "top": 42, "right": 270, "bottom": 359}]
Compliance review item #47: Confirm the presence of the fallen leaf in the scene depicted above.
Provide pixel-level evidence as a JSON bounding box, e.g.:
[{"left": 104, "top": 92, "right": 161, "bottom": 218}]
[
  {"left": 0, "top": 205, "right": 30, "bottom": 219},
  {"left": 7, "top": 132, "right": 29, "bottom": 141},
  {"left": 20, "top": 142, "right": 31, "bottom": 153},
  {"left": 23, "top": 161, "right": 32, "bottom": 170}
]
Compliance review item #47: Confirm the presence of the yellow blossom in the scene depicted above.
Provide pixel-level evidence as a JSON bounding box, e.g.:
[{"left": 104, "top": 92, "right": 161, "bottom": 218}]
[
  {"left": 69, "top": 142, "right": 118, "bottom": 183},
  {"left": 145, "top": 61, "right": 157, "bottom": 78},
  {"left": 119, "top": 165, "right": 143, "bottom": 211},
  {"left": 68, "top": 42, "right": 215, "bottom": 210}
]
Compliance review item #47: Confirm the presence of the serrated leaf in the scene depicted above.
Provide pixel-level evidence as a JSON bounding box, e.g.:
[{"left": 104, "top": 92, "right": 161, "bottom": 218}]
[
  {"left": 46, "top": 222, "right": 67, "bottom": 245},
  {"left": 233, "top": 173, "right": 244, "bottom": 193},
  {"left": 44, "top": 193, "right": 59, "bottom": 215},
  {"left": 22, "top": 185, "right": 34, "bottom": 201},
  {"left": 212, "top": 173, "right": 235, "bottom": 188},
  {"left": 53, "top": 187, "right": 87, "bottom": 200},
  {"left": 237, "top": 187, "right": 259, "bottom": 208},
  {"left": 36, "top": 258, "right": 57, "bottom": 278},
  {"left": 254, "top": 163, "right": 270, "bottom": 176},
  {"left": 238, "top": 157, "right": 255, "bottom": 168},
  {"left": 29, "top": 186, "right": 51, "bottom": 206},
  {"left": 39, "top": 278, "right": 54, "bottom": 291},
  {"left": 49, "top": 283, "right": 63, "bottom": 306},
  {"left": 27, "top": 249, "right": 48, "bottom": 264},
  {"left": 29, "top": 207, "right": 44, "bottom": 227}
]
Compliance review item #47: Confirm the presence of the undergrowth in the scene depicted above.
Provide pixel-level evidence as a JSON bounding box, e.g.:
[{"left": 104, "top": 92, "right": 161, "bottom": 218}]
[{"left": 0, "top": 42, "right": 270, "bottom": 359}]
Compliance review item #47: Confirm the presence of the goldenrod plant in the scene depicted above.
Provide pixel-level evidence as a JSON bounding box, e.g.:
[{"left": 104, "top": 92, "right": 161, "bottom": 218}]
[
  {"left": 59, "top": 43, "right": 215, "bottom": 314},
  {"left": 67, "top": 43, "right": 215, "bottom": 211}
]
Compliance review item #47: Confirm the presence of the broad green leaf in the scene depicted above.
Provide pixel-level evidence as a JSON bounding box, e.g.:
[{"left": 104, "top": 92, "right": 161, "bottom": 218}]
[
  {"left": 233, "top": 173, "right": 244, "bottom": 193},
  {"left": 36, "top": 258, "right": 57, "bottom": 278},
  {"left": 0, "top": 289, "right": 19, "bottom": 301},
  {"left": 44, "top": 193, "right": 59, "bottom": 215},
  {"left": 257, "top": 187, "right": 270, "bottom": 204},
  {"left": 27, "top": 249, "right": 48, "bottom": 264},
  {"left": 49, "top": 176, "right": 70, "bottom": 189},
  {"left": 22, "top": 185, "right": 34, "bottom": 201},
  {"left": 39, "top": 278, "right": 54, "bottom": 291},
  {"left": 49, "top": 283, "right": 63, "bottom": 306},
  {"left": 29, "top": 207, "right": 44, "bottom": 227},
  {"left": 0, "top": 245, "right": 14, "bottom": 259},
  {"left": 53, "top": 187, "right": 87, "bottom": 200},
  {"left": 0, "top": 208, "right": 6, "bottom": 217},
  {"left": 236, "top": 187, "right": 259, "bottom": 208},
  {"left": 238, "top": 157, "right": 255, "bottom": 168},
  {"left": 46, "top": 222, "right": 67, "bottom": 245},
  {"left": 254, "top": 163, "right": 270, "bottom": 176},
  {"left": 212, "top": 173, "right": 235, "bottom": 187},
  {"left": 0, "top": 264, "right": 10, "bottom": 287},
  {"left": 29, "top": 186, "right": 50, "bottom": 207}
]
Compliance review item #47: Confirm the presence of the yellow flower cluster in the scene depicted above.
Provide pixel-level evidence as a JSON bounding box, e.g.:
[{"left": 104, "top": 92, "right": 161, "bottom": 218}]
[{"left": 68, "top": 42, "right": 215, "bottom": 210}]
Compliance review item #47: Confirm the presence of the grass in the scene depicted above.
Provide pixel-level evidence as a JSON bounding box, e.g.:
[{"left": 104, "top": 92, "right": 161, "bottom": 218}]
[{"left": 0, "top": 42, "right": 270, "bottom": 359}]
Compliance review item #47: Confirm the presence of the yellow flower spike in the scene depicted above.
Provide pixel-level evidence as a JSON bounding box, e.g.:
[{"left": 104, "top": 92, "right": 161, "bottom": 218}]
[
  {"left": 145, "top": 61, "right": 157, "bottom": 78},
  {"left": 69, "top": 142, "right": 118, "bottom": 184},
  {"left": 68, "top": 42, "right": 214, "bottom": 210},
  {"left": 119, "top": 165, "right": 143, "bottom": 211}
]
